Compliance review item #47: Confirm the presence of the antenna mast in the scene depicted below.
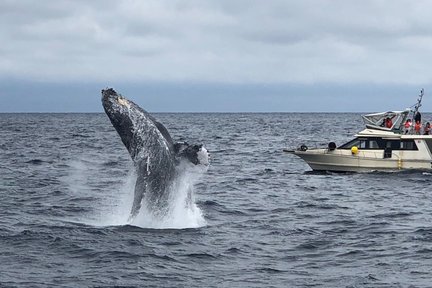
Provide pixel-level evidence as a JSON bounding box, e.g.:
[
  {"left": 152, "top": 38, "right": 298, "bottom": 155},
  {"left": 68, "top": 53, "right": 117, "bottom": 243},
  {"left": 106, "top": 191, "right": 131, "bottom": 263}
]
[
  {"left": 409, "top": 88, "right": 424, "bottom": 133},
  {"left": 413, "top": 88, "right": 424, "bottom": 116}
]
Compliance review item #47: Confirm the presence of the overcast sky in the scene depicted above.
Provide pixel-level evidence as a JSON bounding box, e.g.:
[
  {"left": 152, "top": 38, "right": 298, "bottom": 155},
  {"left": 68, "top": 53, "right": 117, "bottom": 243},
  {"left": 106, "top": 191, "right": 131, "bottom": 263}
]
[{"left": 1, "top": 0, "right": 432, "bottom": 112}]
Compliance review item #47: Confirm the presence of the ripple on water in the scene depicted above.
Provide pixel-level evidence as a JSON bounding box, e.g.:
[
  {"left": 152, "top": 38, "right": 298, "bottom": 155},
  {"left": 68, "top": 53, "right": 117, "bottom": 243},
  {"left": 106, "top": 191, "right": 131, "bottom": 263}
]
[{"left": 1, "top": 113, "right": 432, "bottom": 287}]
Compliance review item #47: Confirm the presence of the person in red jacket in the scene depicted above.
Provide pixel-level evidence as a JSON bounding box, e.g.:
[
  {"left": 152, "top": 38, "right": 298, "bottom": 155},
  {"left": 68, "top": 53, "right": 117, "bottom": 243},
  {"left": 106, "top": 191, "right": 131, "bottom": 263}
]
[
  {"left": 404, "top": 119, "right": 412, "bottom": 134},
  {"left": 415, "top": 120, "right": 422, "bottom": 135},
  {"left": 385, "top": 117, "right": 393, "bottom": 129}
]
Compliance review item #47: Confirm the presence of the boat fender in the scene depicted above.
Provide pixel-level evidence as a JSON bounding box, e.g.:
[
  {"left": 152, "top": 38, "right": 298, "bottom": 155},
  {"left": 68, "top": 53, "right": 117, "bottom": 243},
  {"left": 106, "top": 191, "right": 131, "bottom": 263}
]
[
  {"left": 328, "top": 142, "right": 336, "bottom": 151},
  {"left": 351, "top": 146, "right": 359, "bottom": 155},
  {"left": 300, "top": 145, "right": 308, "bottom": 151}
]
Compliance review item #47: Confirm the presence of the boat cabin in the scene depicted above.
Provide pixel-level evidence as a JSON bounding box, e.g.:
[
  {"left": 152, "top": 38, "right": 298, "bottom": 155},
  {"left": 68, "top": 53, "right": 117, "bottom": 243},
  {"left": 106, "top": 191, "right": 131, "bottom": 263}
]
[{"left": 339, "top": 136, "right": 418, "bottom": 151}]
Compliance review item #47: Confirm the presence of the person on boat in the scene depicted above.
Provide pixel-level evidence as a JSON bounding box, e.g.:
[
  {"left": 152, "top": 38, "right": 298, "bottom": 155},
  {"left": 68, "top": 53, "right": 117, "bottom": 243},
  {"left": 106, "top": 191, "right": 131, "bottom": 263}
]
[
  {"left": 404, "top": 119, "right": 412, "bottom": 134},
  {"left": 415, "top": 120, "right": 422, "bottom": 135},
  {"left": 424, "top": 122, "right": 431, "bottom": 135},
  {"left": 414, "top": 111, "right": 422, "bottom": 123},
  {"left": 385, "top": 117, "right": 393, "bottom": 129}
]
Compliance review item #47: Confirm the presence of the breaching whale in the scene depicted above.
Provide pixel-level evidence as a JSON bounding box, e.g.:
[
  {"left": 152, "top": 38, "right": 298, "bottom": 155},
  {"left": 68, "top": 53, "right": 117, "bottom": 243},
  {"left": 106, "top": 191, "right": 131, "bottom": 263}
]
[{"left": 101, "top": 88, "right": 209, "bottom": 220}]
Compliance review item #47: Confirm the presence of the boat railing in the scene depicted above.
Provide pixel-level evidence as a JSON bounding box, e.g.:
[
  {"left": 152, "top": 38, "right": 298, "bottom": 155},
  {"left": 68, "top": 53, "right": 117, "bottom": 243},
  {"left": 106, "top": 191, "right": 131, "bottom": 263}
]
[{"left": 362, "top": 88, "right": 425, "bottom": 134}]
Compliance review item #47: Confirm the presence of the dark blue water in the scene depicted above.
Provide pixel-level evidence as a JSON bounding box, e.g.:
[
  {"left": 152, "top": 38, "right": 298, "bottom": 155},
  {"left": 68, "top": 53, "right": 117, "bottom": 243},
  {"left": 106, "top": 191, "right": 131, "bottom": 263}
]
[{"left": 1, "top": 113, "right": 431, "bottom": 287}]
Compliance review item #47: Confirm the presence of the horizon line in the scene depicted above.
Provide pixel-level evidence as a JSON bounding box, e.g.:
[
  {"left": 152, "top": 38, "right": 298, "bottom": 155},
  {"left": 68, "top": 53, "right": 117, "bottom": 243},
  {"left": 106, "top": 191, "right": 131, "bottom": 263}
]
[{"left": 2, "top": 111, "right": 432, "bottom": 114}]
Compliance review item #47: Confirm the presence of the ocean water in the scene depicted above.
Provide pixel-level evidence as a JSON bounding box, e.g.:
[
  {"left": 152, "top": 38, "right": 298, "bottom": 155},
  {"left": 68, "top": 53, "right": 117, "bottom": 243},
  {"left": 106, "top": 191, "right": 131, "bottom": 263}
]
[{"left": 0, "top": 112, "right": 431, "bottom": 287}]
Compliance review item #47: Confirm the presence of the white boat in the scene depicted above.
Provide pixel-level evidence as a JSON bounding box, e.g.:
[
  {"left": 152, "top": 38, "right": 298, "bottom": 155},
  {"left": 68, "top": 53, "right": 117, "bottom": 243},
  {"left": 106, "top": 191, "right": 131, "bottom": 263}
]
[{"left": 285, "top": 89, "right": 432, "bottom": 172}]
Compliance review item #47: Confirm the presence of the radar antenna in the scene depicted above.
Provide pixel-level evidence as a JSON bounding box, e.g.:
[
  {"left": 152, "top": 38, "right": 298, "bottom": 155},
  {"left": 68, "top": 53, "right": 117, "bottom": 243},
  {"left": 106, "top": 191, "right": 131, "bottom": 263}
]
[
  {"left": 413, "top": 88, "right": 424, "bottom": 114},
  {"left": 409, "top": 88, "right": 424, "bottom": 133}
]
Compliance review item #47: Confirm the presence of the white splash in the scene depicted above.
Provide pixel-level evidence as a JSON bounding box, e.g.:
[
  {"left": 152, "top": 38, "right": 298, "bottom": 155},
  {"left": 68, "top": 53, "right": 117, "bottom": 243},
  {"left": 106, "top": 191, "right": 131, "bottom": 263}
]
[
  {"left": 131, "top": 161, "right": 208, "bottom": 229},
  {"left": 99, "top": 169, "right": 136, "bottom": 226},
  {"left": 197, "top": 146, "right": 210, "bottom": 166},
  {"left": 63, "top": 156, "right": 207, "bottom": 229}
]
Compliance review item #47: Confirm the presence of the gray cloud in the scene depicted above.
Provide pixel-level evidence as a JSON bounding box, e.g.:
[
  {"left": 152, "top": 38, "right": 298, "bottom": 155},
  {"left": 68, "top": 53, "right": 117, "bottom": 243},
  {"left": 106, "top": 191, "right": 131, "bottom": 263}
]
[{"left": 1, "top": 0, "right": 432, "bottom": 84}]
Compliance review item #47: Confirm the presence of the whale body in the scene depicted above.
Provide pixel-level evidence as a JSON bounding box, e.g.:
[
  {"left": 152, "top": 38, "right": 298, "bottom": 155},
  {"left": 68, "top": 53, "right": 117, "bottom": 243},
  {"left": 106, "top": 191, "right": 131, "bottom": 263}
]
[{"left": 101, "top": 88, "right": 208, "bottom": 220}]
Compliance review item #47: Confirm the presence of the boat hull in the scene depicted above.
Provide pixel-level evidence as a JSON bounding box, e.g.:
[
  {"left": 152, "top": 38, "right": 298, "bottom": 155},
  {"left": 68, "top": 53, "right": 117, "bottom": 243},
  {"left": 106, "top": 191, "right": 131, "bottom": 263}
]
[{"left": 292, "top": 149, "right": 432, "bottom": 172}]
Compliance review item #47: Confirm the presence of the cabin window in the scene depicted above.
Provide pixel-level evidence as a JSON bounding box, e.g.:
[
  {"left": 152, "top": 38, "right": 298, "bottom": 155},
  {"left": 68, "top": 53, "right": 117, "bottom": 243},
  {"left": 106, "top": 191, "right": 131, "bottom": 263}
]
[
  {"left": 384, "top": 139, "right": 418, "bottom": 150},
  {"left": 339, "top": 137, "right": 381, "bottom": 149},
  {"left": 386, "top": 140, "right": 400, "bottom": 150},
  {"left": 400, "top": 140, "right": 418, "bottom": 150},
  {"left": 369, "top": 140, "right": 380, "bottom": 149},
  {"left": 340, "top": 137, "right": 418, "bottom": 150},
  {"left": 339, "top": 138, "right": 365, "bottom": 149}
]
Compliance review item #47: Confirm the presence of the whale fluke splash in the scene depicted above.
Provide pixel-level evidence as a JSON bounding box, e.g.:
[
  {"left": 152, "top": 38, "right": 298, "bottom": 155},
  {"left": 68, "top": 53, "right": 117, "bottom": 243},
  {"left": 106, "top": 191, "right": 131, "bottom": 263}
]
[{"left": 101, "top": 88, "right": 209, "bottom": 221}]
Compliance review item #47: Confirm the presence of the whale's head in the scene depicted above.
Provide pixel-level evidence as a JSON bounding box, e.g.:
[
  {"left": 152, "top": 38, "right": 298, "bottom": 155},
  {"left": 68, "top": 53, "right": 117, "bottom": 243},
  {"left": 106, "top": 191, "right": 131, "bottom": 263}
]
[
  {"left": 102, "top": 88, "right": 175, "bottom": 160},
  {"left": 102, "top": 88, "right": 134, "bottom": 119},
  {"left": 102, "top": 88, "right": 140, "bottom": 152}
]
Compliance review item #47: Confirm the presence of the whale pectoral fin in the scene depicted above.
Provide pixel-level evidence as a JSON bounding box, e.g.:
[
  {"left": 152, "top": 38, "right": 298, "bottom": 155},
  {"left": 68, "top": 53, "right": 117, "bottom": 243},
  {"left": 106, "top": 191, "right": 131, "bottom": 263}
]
[
  {"left": 130, "top": 171, "right": 147, "bottom": 220},
  {"left": 130, "top": 191, "right": 143, "bottom": 220},
  {"left": 153, "top": 120, "right": 174, "bottom": 149}
]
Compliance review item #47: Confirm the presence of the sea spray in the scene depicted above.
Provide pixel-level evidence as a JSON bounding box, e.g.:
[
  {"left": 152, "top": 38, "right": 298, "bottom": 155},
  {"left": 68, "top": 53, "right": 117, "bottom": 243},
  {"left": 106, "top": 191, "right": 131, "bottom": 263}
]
[
  {"left": 131, "top": 160, "right": 208, "bottom": 229},
  {"left": 101, "top": 169, "right": 136, "bottom": 226},
  {"left": 64, "top": 156, "right": 207, "bottom": 229},
  {"left": 62, "top": 156, "right": 132, "bottom": 226}
]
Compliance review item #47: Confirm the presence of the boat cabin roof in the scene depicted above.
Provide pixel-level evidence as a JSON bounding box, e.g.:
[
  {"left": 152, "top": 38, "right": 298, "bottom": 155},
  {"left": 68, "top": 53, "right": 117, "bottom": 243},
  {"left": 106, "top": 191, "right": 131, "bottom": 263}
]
[
  {"left": 356, "top": 128, "right": 399, "bottom": 137},
  {"left": 356, "top": 128, "right": 432, "bottom": 139}
]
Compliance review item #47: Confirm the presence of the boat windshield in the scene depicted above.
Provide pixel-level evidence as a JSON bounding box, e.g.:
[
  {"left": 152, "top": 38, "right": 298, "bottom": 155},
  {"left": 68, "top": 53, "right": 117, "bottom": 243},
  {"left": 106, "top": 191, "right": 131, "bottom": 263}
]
[{"left": 362, "top": 110, "right": 409, "bottom": 132}]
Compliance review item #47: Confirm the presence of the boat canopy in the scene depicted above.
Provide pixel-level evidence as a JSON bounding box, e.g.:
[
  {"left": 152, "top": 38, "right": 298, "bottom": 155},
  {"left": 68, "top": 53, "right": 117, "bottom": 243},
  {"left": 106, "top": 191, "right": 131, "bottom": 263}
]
[
  {"left": 362, "top": 109, "right": 410, "bottom": 132},
  {"left": 361, "top": 89, "right": 424, "bottom": 133}
]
